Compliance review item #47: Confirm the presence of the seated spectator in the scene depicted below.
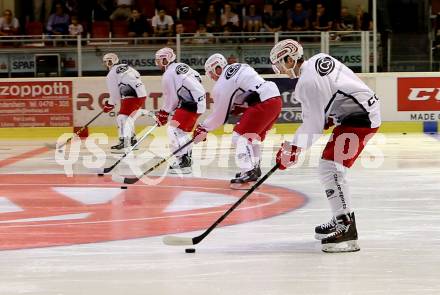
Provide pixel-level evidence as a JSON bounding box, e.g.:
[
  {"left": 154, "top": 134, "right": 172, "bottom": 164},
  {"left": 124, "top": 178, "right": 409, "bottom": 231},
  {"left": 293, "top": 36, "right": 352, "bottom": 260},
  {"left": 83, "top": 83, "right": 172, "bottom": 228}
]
[
  {"left": 334, "top": 6, "right": 354, "bottom": 31},
  {"left": 171, "top": 21, "right": 191, "bottom": 44},
  {"left": 355, "top": 5, "right": 372, "bottom": 31},
  {"left": 205, "top": 4, "right": 220, "bottom": 32},
  {"left": 152, "top": 9, "right": 174, "bottom": 37},
  {"left": 312, "top": 3, "right": 332, "bottom": 31},
  {"left": 220, "top": 3, "right": 239, "bottom": 31},
  {"left": 243, "top": 4, "right": 262, "bottom": 32},
  {"left": 192, "top": 24, "right": 214, "bottom": 44},
  {"left": 287, "top": 2, "right": 309, "bottom": 31},
  {"left": 110, "top": 0, "right": 133, "bottom": 21},
  {"left": 175, "top": 22, "right": 186, "bottom": 36},
  {"left": 92, "top": 0, "right": 112, "bottom": 21},
  {"left": 262, "top": 4, "right": 282, "bottom": 32},
  {"left": 68, "top": 15, "right": 83, "bottom": 36},
  {"left": 128, "top": 8, "right": 149, "bottom": 37},
  {"left": 46, "top": 3, "right": 70, "bottom": 35},
  {"left": 0, "top": 9, "right": 20, "bottom": 36}
]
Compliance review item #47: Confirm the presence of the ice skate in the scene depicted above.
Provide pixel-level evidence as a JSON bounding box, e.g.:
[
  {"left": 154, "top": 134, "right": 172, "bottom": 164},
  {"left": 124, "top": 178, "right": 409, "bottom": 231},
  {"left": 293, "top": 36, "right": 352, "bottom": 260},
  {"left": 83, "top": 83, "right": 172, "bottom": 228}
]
[
  {"left": 235, "top": 165, "right": 261, "bottom": 178},
  {"left": 321, "top": 213, "right": 360, "bottom": 253},
  {"left": 110, "top": 138, "right": 126, "bottom": 154},
  {"left": 315, "top": 216, "right": 337, "bottom": 240},
  {"left": 111, "top": 137, "right": 137, "bottom": 154},
  {"left": 230, "top": 168, "right": 259, "bottom": 190},
  {"left": 169, "top": 153, "right": 192, "bottom": 174}
]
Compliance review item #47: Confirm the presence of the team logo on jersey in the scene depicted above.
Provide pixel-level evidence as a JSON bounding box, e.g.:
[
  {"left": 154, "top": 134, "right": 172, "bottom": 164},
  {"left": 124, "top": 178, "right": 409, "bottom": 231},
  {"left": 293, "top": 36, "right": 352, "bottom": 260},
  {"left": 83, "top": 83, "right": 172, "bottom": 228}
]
[
  {"left": 176, "top": 64, "right": 189, "bottom": 75},
  {"left": 116, "top": 65, "right": 128, "bottom": 74},
  {"left": 315, "top": 56, "right": 335, "bottom": 76},
  {"left": 225, "top": 64, "right": 241, "bottom": 80}
]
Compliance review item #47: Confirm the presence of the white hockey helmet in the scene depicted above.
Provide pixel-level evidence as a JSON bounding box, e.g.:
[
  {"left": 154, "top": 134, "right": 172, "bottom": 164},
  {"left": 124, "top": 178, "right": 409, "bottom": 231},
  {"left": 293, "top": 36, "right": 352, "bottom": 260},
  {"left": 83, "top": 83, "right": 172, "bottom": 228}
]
[
  {"left": 270, "top": 39, "right": 303, "bottom": 78},
  {"left": 204, "top": 53, "right": 227, "bottom": 81},
  {"left": 103, "top": 53, "right": 119, "bottom": 69},
  {"left": 155, "top": 47, "right": 176, "bottom": 69}
]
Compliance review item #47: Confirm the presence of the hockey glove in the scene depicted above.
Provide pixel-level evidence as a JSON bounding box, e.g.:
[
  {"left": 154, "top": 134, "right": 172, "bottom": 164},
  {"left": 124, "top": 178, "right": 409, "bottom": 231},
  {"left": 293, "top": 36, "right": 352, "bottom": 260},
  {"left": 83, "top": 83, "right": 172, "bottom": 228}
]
[
  {"left": 276, "top": 142, "right": 301, "bottom": 170},
  {"left": 103, "top": 101, "right": 115, "bottom": 113},
  {"left": 193, "top": 124, "right": 208, "bottom": 144},
  {"left": 155, "top": 109, "right": 169, "bottom": 126}
]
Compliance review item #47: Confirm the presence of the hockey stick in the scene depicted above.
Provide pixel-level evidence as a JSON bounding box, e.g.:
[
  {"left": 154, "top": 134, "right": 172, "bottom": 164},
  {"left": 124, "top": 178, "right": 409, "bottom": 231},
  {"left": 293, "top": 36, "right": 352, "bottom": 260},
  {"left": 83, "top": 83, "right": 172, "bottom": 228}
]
[
  {"left": 45, "top": 110, "right": 104, "bottom": 149},
  {"left": 95, "top": 124, "right": 158, "bottom": 175},
  {"left": 112, "top": 139, "right": 194, "bottom": 184},
  {"left": 162, "top": 164, "right": 279, "bottom": 246}
]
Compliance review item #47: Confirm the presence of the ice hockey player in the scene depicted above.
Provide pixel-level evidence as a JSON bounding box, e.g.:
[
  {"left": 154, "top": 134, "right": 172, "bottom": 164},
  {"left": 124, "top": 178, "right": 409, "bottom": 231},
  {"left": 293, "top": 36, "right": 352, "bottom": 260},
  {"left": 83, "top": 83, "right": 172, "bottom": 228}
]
[
  {"left": 154, "top": 47, "right": 206, "bottom": 174},
  {"left": 102, "top": 53, "right": 147, "bottom": 153},
  {"left": 270, "top": 39, "right": 381, "bottom": 253},
  {"left": 193, "top": 53, "right": 282, "bottom": 189}
]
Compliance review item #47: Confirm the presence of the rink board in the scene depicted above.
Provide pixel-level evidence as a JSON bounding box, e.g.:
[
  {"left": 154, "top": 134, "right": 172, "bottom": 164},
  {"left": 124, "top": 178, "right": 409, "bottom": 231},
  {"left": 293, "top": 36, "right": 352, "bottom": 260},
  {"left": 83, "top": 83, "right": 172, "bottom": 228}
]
[{"left": 0, "top": 72, "right": 439, "bottom": 138}]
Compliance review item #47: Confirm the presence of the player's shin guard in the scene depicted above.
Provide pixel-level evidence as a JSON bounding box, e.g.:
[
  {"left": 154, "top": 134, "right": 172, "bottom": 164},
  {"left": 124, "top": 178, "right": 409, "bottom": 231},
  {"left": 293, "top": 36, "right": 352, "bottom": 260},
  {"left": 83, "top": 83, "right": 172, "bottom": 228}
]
[
  {"left": 318, "top": 159, "right": 352, "bottom": 217},
  {"left": 230, "top": 137, "right": 257, "bottom": 189},
  {"left": 112, "top": 114, "right": 135, "bottom": 152},
  {"left": 316, "top": 159, "right": 353, "bottom": 239},
  {"left": 235, "top": 141, "right": 262, "bottom": 178},
  {"left": 168, "top": 125, "right": 192, "bottom": 157},
  {"left": 321, "top": 212, "right": 360, "bottom": 253},
  {"left": 234, "top": 135, "right": 255, "bottom": 173},
  {"left": 167, "top": 126, "right": 192, "bottom": 174}
]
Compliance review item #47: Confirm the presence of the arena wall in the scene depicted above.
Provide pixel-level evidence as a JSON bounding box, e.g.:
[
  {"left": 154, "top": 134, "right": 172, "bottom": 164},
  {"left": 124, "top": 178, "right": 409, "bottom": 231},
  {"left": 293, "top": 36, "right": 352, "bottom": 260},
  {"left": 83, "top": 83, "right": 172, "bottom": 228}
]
[{"left": 0, "top": 72, "right": 439, "bottom": 138}]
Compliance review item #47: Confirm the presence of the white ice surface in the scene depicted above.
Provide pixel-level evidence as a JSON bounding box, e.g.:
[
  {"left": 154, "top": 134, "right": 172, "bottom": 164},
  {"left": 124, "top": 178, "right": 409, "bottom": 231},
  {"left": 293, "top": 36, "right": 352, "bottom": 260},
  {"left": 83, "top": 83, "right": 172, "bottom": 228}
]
[{"left": 0, "top": 134, "right": 439, "bottom": 295}]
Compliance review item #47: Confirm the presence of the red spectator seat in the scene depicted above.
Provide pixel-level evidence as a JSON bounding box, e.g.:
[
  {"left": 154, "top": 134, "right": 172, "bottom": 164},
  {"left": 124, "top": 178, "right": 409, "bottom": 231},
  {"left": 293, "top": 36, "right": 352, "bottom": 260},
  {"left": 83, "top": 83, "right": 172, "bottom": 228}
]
[
  {"left": 25, "top": 21, "right": 43, "bottom": 35},
  {"left": 112, "top": 20, "right": 129, "bottom": 38},
  {"left": 181, "top": 19, "right": 197, "bottom": 33},
  {"left": 136, "top": 0, "right": 156, "bottom": 18},
  {"left": 91, "top": 21, "right": 111, "bottom": 38},
  {"left": 158, "top": 0, "right": 177, "bottom": 16}
]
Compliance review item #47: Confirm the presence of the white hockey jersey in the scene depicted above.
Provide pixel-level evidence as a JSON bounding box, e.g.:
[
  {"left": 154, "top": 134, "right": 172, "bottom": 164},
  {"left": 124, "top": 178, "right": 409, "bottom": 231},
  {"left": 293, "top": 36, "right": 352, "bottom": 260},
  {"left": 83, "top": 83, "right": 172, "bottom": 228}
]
[
  {"left": 202, "top": 63, "right": 281, "bottom": 131},
  {"left": 106, "top": 64, "right": 147, "bottom": 105},
  {"left": 291, "top": 53, "right": 381, "bottom": 149},
  {"left": 161, "top": 62, "right": 206, "bottom": 114}
]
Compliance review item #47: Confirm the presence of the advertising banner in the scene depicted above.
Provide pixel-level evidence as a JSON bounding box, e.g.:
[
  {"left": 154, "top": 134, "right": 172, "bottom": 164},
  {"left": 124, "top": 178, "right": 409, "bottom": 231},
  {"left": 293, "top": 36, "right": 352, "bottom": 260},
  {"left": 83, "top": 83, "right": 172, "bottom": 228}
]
[
  {"left": 1, "top": 72, "right": 440, "bottom": 129},
  {"left": 398, "top": 77, "right": 440, "bottom": 111},
  {"left": 71, "top": 76, "right": 299, "bottom": 127},
  {"left": 0, "top": 81, "right": 73, "bottom": 127}
]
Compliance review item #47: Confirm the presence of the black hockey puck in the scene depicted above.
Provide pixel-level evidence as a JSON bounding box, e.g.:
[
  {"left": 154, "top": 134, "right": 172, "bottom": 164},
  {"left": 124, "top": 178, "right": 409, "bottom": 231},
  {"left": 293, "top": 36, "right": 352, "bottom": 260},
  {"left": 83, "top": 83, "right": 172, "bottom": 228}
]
[
  {"left": 185, "top": 248, "right": 196, "bottom": 253},
  {"left": 121, "top": 186, "right": 127, "bottom": 189},
  {"left": 98, "top": 173, "right": 104, "bottom": 177}
]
